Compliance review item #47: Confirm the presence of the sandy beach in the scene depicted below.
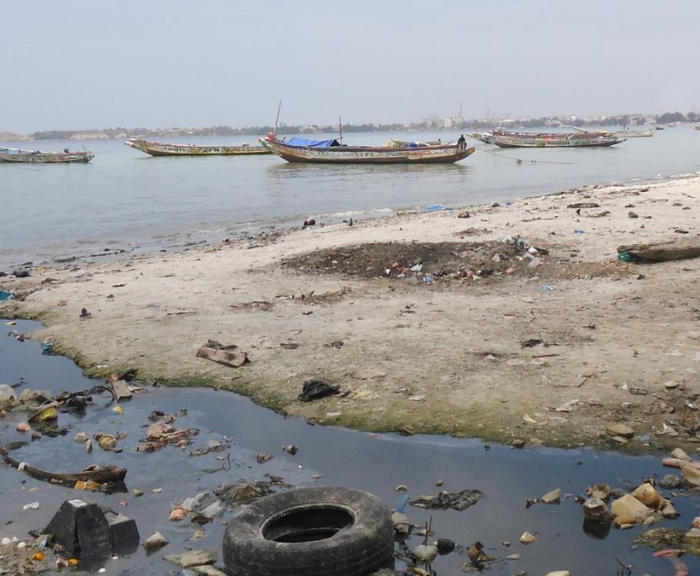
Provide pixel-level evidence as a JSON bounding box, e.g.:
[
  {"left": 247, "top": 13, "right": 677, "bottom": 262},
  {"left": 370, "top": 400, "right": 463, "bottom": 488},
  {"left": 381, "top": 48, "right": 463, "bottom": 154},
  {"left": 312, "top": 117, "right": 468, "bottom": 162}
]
[{"left": 3, "top": 174, "right": 700, "bottom": 451}]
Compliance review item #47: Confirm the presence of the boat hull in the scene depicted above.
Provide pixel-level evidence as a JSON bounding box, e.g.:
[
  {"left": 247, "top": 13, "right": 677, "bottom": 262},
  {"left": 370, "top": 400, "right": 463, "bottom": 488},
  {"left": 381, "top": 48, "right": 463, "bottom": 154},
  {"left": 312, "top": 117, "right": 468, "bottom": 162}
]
[
  {"left": 262, "top": 138, "right": 475, "bottom": 164},
  {"left": 492, "top": 135, "right": 625, "bottom": 148},
  {"left": 0, "top": 148, "right": 94, "bottom": 163},
  {"left": 125, "top": 139, "right": 271, "bottom": 157}
]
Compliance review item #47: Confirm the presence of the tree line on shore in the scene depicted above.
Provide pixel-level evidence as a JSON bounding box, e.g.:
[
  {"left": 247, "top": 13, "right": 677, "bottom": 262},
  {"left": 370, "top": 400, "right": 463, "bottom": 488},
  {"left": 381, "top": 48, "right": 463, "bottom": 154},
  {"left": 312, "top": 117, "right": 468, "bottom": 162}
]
[{"left": 23, "top": 111, "right": 700, "bottom": 141}]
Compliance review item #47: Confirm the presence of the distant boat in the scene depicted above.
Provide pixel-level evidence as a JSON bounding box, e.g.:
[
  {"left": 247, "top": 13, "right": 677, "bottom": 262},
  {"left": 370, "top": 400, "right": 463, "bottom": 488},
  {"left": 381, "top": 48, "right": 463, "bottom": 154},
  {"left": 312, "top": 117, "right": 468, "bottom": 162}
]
[
  {"left": 260, "top": 134, "right": 475, "bottom": 164},
  {"left": 0, "top": 147, "right": 94, "bottom": 164},
  {"left": 490, "top": 130, "right": 624, "bottom": 149},
  {"left": 468, "top": 132, "right": 496, "bottom": 144},
  {"left": 125, "top": 139, "right": 271, "bottom": 157},
  {"left": 695, "top": 125, "right": 700, "bottom": 131},
  {"left": 385, "top": 138, "right": 444, "bottom": 147},
  {"left": 573, "top": 127, "right": 655, "bottom": 138}
]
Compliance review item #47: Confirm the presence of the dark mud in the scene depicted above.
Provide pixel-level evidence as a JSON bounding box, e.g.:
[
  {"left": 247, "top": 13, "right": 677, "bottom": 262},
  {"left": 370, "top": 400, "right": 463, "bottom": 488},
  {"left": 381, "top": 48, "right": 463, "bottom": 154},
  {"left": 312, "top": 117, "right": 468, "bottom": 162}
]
[
  {"left": 282, "top": 240, "right": 632, "bottom": 283},
  {"left": 1, "top": 320, "right": 699, "bottom": 575}
]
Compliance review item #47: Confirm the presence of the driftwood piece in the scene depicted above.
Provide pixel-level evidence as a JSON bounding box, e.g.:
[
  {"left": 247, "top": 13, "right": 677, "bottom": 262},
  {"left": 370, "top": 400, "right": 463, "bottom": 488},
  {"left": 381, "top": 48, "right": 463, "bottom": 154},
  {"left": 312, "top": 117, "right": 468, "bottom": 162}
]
[
  {"left": 618, "top": 237, "right": 700, "bottom": 263},
  {"left": 0, "top": 441, "right": 127, "bottom": 487}
]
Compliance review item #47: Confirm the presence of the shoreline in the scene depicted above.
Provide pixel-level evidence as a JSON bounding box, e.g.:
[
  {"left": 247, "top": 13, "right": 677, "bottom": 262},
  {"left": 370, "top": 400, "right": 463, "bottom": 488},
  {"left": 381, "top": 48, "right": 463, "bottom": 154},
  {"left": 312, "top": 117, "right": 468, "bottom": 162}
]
[
  {"left": 2, "top": 173, "right": 700, "bottom": 453},
  {"left": 3, "top": 166, "right": 698, "bottom": 275}
]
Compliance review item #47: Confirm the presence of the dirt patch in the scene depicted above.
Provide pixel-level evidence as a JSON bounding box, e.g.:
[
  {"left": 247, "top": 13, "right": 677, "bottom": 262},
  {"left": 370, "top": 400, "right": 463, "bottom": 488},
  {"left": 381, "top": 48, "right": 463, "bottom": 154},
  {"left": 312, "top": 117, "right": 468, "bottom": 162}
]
[{"left": 282, "top": 240, "right": 634, "bottom": 283}]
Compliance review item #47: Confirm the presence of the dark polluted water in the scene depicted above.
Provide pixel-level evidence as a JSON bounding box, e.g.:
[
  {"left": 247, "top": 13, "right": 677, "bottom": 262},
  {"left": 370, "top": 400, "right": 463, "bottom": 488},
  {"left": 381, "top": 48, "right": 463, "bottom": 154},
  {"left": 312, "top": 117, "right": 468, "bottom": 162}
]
[{"left": 1, "top": 320, "right": 698, "bottom": 576}]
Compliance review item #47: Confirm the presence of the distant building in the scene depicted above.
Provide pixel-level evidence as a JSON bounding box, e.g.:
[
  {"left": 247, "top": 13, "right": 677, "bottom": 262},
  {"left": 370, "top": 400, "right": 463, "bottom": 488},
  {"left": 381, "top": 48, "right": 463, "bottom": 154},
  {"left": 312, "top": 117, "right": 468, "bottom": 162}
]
[{"left": 70, "top": 131, "right": 109, "bottom": 140}]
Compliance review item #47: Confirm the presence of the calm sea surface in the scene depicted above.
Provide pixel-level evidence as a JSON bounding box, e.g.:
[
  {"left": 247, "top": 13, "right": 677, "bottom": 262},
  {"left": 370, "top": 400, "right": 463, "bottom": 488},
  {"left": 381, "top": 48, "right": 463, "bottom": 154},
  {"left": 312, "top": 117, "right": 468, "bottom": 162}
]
[{"left": 1, "top": 127, "right": 698, "bottom": 269}]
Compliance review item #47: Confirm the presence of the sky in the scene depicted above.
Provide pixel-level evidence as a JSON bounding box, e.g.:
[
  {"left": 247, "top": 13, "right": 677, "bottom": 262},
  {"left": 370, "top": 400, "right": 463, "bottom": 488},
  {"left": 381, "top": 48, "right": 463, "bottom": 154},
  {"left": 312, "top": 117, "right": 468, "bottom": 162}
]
[{"left": 2, "top": 0, "right": 699, "bottom": 133}]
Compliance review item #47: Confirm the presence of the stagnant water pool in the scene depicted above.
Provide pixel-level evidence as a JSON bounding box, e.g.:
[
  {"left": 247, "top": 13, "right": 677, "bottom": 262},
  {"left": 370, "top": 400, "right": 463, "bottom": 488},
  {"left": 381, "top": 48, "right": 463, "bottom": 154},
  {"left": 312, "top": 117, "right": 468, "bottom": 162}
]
[{"left": 1, "top": 319, "right": 697, "bottom": 575}]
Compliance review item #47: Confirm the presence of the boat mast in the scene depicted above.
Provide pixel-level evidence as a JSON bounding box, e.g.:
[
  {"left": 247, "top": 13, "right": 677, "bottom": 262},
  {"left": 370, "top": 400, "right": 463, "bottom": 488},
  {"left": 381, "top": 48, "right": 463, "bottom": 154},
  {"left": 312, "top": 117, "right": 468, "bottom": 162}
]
[
  {"left": 338, "top": 116, "right": 343, "bottom": 143},
  {"left": 274, "top": 100, "right": 282, "bottom": 136}
]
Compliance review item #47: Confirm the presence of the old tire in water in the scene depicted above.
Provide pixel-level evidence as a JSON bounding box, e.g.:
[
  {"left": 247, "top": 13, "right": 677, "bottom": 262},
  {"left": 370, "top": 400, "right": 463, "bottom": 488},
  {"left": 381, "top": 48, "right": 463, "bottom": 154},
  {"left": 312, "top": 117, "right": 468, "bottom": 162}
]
[{"left": 222, "top": 486, "right": 394, "bottom": 576}]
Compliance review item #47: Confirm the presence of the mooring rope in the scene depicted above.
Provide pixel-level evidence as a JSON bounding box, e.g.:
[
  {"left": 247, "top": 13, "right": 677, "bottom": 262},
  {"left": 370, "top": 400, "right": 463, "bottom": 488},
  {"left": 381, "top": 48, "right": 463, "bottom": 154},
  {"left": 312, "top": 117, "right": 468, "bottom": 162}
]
[{"left": 470, "top": 142, "right": 576, "bottom": 165}]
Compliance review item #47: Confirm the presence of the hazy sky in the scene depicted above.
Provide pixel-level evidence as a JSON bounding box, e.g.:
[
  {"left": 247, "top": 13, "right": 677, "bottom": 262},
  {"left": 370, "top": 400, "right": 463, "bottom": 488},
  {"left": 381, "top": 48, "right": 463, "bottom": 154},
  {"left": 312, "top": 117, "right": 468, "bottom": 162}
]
[{"left": 2, "top": 0, "right": 699, "bottom": 132}]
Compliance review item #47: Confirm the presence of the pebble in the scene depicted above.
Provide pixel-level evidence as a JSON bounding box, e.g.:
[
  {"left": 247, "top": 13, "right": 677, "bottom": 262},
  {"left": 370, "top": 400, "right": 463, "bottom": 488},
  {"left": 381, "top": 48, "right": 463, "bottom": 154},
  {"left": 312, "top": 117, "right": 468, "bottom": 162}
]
[{"left": 664, "top": 380, "right": 679, "bottom": 389}]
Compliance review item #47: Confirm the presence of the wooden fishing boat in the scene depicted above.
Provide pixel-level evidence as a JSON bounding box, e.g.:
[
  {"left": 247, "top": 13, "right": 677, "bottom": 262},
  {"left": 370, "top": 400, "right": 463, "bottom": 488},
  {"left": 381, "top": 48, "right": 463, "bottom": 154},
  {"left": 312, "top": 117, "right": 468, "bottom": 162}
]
[
  {"left": 125, "top": 138, "right": 271, "bottom": 157},
  {"left": 0, "top": 147, "right": 94, "bottom": 164},
  {"left": 468, "top": 132, "right": 496, "bottom": 144},
  {"left": 491, "top": 131, "right": 624, "bottom": 149},
  {"left": 385, "top": 138, "right": 443, "bottom": 147},
  {"left": 260, "top": 135, "right": 475, "bottom": 164},
  {"left": 573, "top": 126, "right": 655, "bottom": 138}
]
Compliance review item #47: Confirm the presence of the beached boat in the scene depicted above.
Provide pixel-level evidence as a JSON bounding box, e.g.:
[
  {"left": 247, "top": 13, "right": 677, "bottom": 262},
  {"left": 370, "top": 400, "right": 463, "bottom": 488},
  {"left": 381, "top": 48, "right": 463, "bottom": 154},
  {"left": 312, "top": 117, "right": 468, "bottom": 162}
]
[
  {"left": 0, "top": 147, "right": 94, "bottom": 164},
  {"left": 491, "top": 131, "right": 625, "bottom": 149},
  {"left": 573, "top": 127, "right": 655, "bottom": 138},
  {"left": 260, "top": 135, "right": 475, "bottom": 164},
  {"left": 125, "top": 139, "right": 271, "bottom": 157}
]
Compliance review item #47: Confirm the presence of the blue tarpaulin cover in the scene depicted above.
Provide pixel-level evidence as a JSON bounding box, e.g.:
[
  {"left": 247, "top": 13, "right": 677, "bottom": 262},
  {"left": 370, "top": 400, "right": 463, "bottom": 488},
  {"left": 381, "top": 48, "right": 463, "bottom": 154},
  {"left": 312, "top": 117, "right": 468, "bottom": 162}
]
[{"left": 286, "top": 137, "right": 340, "bottom": 148}]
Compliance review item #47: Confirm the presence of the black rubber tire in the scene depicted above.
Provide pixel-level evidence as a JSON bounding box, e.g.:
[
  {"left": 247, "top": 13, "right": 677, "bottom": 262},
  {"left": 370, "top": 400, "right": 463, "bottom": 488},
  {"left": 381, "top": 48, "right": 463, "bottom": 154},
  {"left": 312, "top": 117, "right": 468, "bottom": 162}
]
[{"left": 222, "top": 486, "right": 394, "bottom": 576}]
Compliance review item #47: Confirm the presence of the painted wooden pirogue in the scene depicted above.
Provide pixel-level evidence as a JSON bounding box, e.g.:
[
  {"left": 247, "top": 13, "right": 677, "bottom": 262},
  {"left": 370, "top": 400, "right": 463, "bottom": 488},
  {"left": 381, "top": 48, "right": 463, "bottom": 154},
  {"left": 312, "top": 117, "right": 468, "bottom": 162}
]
[
  {"left": 0, "top": 147, "right": 94, "bottom": 163},
  {"left": 573, "top": 126, "right": 655, "bottom": 138},
  {"left": 490, "top": 130, "right": 625, "bottom": 149},
  {"left": 260, "top": 134, "right": 475, "bottom": 164},
  {"left": 125, "top": 138, "right": 271, "bottom": 157}
]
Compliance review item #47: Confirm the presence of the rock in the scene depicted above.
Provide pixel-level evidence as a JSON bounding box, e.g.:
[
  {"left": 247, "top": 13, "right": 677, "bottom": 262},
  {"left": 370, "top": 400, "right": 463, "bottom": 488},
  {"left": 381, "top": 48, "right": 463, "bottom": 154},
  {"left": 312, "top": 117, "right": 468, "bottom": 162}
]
[
  {"left": 606, "top": 424, "right": 635, "bottom": 438},
  {"left": 664, "top": 380, "right": 679, "bottom": 389},
  {"left": 143, "top": 532, "right": 169, "bottom": 553},
  {"left": 583, "top": 498, "right": 611, "bottom": 521},
  {"left": 671, "top": 448, "right": 691, "bottom": 461},
  {"left": 633, "top": 483, "right": 662, "bottom": 509},
  {"left": 660, "top": 474, "right": 681, "bottom": 490},
  {"left": 612, "top": 494, "right": 652, "bottom": 525},
  {"left": 541, "top": 488, "right": 562, "bottom": 504},
  {"left": 412, "top": 543, "right": 438, "bottom": 564},
  {"left": 391, "top": 512, "right": 412, "bottom": 537},
  {"left": 682, "top": 464, "right": 700, "bottom": 487},
  {"left": 0, "top": 384, "right": 17, "bottom": 409},
  {"left": 163, "top": 549, "right": 218, "bottom": 568},
  {"left": 662, "top": 503, "right": 680, "bottom": 519},
  {"left": 588, "top": 483, "right": 611, "bottom": 501},
  {"left": 133, "top": 489, "right": 144, "bottom": 497}
]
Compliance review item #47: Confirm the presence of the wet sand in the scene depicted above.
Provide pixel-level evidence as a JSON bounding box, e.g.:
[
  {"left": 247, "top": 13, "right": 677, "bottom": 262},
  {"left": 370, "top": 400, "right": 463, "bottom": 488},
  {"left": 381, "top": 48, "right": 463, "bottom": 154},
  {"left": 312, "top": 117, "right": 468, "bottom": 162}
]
[{"left": 2, "top": 174, "right": 700, "bottom": 451}]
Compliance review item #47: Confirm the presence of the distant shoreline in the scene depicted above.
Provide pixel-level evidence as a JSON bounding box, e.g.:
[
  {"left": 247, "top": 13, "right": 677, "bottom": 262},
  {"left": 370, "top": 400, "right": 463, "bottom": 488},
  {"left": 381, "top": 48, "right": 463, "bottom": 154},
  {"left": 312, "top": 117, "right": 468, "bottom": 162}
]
[{"left": 2, "top": 110, "right": 698, "bottom": 142}]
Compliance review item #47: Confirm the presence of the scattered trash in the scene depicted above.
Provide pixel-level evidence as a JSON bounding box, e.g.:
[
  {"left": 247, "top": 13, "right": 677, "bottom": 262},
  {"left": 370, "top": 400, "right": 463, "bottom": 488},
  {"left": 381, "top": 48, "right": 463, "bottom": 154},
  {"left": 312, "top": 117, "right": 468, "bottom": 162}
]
[
  {"left": 0, "top": 290, "right": 13, "bottom": 301},
  {"left": 0, "top": 440, "right": 127, "bottom": 488},
  {"left": 283, "top": 444, "right": 298, "bottom": 455},
  {"left": 43, "top": 499, "right": 139, "bottom": 558},
  {"left": 519, "top": 531, "right": 537, "bottom": 544},
  {"left": 410, "top": 489, "right": 484, "bottom": 511},
  {"left": 23, "top": 502, "right": 40, "bottom": 511},
  {"left": 41, "top": 342, "right": 54, "bottom": 355},
  {"left": 298, "top": 379, "right": 340, "bottom": 402}
]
